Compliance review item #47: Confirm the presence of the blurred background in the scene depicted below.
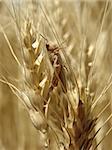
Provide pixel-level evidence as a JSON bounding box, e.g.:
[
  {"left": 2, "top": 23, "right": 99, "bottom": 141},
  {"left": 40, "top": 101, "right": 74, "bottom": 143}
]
[{"left": 0, "top": 0, "right": 112, "bottom": 150}]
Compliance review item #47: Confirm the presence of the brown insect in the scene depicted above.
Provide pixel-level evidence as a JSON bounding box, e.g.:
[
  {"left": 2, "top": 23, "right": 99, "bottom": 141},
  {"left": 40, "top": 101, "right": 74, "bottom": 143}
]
[
  {"left": 46, "top": 41, "right": 67, "bottom": 93},
  {"left": 40, "top": 34, "right": 67, "bottom": 94}
]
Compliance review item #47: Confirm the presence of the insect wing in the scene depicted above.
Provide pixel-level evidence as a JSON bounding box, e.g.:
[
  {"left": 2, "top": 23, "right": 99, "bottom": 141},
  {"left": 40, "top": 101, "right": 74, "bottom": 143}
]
[{"left": 58, "top": 54, "right": 67, "bottom": 93}]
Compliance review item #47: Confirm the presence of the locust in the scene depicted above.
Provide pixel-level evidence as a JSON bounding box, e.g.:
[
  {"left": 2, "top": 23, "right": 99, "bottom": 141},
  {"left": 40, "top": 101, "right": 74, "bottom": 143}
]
[
  {"left": 40, "top": 34, "right": 67, "bottom": 96},
  {"left": 46, "top": 41, "right": 67, "bottom": 94}
]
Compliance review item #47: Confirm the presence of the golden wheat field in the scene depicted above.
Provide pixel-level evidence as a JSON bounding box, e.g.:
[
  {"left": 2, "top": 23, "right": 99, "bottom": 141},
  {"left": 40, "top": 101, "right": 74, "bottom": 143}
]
[{"left": 0, "top": 0, "right": 112, "bottom": 150}]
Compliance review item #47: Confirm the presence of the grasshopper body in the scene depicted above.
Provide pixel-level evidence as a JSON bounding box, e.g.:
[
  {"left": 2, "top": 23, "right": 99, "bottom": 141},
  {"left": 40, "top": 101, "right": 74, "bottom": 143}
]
[{"left": 46, "top": 42, "right": 67, "bottom": 93}]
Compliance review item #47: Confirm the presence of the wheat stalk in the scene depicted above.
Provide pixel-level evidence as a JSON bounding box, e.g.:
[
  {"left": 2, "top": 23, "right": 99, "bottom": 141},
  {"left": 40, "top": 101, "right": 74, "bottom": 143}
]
[{"left": 0, "top": 0, "right": 112, "bottom": 150}]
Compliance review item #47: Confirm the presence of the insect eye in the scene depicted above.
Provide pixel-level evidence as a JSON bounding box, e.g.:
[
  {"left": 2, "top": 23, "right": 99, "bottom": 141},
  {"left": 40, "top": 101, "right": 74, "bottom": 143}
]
[{"left": 46, "top": 43, "right": 50, "bottom": 50}]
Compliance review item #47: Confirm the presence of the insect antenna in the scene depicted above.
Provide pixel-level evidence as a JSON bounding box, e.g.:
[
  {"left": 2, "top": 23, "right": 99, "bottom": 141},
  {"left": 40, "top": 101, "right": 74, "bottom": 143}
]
[{"left": 40, "top": 33, "right": 48, "bottom": 43}]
